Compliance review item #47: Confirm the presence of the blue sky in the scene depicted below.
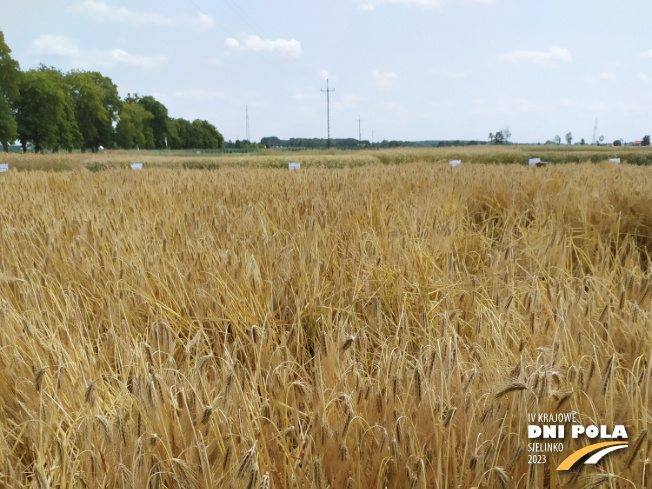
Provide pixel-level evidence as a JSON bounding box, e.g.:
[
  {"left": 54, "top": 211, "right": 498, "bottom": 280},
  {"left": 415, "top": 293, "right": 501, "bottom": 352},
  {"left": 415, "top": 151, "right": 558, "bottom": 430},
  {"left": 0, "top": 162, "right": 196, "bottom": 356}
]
[{"left": 3, "top": 0, "right": 652, "bottom": 143}]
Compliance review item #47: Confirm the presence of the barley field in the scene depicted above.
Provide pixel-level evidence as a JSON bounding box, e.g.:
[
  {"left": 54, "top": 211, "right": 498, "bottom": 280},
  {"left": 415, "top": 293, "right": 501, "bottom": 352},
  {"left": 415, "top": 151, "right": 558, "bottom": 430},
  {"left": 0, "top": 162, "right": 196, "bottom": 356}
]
[
  {"left": 0, "top": 154, "right": 650, "bottom": 488},
  {"left": 3, "top": 144, "right": 652, "bottom": 171}
]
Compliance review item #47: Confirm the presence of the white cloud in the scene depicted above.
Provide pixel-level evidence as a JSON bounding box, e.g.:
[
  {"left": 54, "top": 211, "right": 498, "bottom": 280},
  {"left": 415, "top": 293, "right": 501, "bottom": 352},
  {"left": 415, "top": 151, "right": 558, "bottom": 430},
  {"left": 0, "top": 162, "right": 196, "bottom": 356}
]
[
  {"left": 637, "top": 73, "right": 650, "bottom": 82},
  {"left": 354, "top": 0, "right": 493, "bottom": 10},
  {"left": 108, "top": 49, "right": 166, "bottom": 68},
  {"left": 32, "top": 34, "right": 166, "bottom": 69},
  {"left": 224, "top": 38, "right": 240, "bottom": 49},
  {"left": 496, "top": 46, "right": 572, "bottom": 67},
  {"left": 198, "top": 13, "right": 215, "bottom": 30},
  {"left": 224, "top": 34, "right": 302, "bottom": 56},
  {"left": 641, "top": 49, "right": 652, "bottom": 59},
  {"left": 372, "top": 70, "right": 398, "bottom": 89},
  {"left": 67, "top": 0, "right": 172, "bottom": 25},
  {"left": 320, "top": 69, "right": 332, "bottom": 79},
  {"left": 32, "top": 34, "right": 80, "bottom": 57},
  {"left": 67, "top": 0, "right": 214, "bottom": 30}
]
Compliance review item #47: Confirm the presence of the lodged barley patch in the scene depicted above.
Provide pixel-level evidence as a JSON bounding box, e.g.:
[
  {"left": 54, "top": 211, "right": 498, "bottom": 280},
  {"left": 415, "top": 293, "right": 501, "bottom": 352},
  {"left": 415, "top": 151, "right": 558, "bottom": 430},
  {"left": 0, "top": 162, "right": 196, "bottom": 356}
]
[{"left": 0, "top": 162, "right": 650, "bottom": 488}]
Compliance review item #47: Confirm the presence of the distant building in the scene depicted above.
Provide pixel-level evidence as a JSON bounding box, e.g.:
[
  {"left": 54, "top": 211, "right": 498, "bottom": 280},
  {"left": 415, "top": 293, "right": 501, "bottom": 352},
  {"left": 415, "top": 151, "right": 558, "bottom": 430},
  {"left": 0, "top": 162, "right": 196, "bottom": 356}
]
[{"left": 633, "top": 141, "right": 643, "bottom": 146}]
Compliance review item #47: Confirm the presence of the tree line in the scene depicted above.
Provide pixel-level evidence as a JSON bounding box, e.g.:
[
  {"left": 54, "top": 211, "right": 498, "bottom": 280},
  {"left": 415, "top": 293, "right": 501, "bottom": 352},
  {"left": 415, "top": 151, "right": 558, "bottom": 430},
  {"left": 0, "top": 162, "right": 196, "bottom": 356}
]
[
  {"left": 259, "top": 137, "right": 488, "bottom": 149},
  {"left": 0, "top": 32, "right": 224, "bottom": 153},
  {"left": 260, "top": 137, "right": 370, "bottom": 149}
]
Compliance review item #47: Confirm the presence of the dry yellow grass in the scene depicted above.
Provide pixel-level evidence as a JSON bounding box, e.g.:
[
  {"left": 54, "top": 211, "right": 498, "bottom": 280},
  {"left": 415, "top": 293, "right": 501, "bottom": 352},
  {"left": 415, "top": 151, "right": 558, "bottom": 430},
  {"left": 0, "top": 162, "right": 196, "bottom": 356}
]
[{"left": 0, "top": 160, "right": 650, "bottom": 488}]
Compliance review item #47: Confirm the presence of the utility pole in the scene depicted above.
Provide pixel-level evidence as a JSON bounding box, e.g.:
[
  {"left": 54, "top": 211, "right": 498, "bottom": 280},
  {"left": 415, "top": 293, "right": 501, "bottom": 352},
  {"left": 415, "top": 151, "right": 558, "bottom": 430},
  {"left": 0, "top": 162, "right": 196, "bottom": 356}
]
[
  {"left": 356, "top": 115, "right": 363, "bottom": 142},
  {"left": 246, "top": 106, "right": 250, "bottom": 142},
  {"left": 321, "top": 79, "right": 334, "bottom": 148}
]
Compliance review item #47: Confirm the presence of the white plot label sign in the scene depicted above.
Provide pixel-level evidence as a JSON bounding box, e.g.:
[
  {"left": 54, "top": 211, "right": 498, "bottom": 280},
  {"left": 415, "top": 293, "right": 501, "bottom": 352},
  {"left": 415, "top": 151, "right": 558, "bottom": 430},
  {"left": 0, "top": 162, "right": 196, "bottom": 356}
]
[
  {"left": 450, "top": 160, "right": 461, "bottom": 167},
  {"left": 0, "top": 164, "right": 8, "bottom": 173},
  {"left": 130, "top": 163, "right": 143, "bottom": 170},
  {"left": 288, "top": 162, "right": 301, "bottom": 170},
  {"left": 609, "top": 158, "right": 621, "bottom": 164},
  {"left": 528, "top": 158, "right": 542, "bottom": 166}
]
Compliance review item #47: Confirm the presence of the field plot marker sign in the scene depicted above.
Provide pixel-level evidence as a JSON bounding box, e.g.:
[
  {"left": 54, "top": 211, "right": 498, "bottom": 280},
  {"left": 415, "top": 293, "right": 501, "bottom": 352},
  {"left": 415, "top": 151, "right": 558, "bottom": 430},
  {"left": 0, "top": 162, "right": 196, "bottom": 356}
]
[
  {"left": 528, "top": 158, "right": 542, "bottom": 166},
  {"left": 130, "top": 163, "right": 143, "bottom": 170},
  {"left": 450, "top": 160, "right": 461, "bottom": 167},
  {"left": 0, "top": 164, "right": 8, "bottom": 173},
  {"left": 609, "top": 158, "right": 621, "bottom": 164},
  {"left": 288, "top": 162, "right": 301, "bottom": 170}
]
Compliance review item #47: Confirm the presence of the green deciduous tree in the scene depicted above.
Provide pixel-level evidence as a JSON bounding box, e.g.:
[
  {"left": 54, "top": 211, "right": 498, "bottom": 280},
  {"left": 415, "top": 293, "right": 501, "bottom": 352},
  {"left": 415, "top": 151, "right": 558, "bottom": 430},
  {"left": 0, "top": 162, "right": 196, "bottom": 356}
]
[
  {"left": 167, "top": 117, "right": 224, "bottom": 149},
  {"left": 260, "top": 136, "right": 281, "bottom": 148},
  {"left": 116, "top": 102, "right": 154, "bottom": 149},
  {"left": 16, "top": 66, "right": 81, "bottom": 153},
  {"left": 0, "top": 32, "right": 227, "bottom": 153},
  {"left": 565, "top": 132, "right": 573, "bottom": 145},
  {"left": 67, "top": 70, "right": 120, "bottom": 152},
  {"left": 190, "top": 119, "right": 224, "bottom": 149},
  {"left": 129, "top": 94, "right": 168, "bottom": 149},
  {"left": 489, "top": 127, "right": 510, "bottom": 145},
  {"left": 0, "top": 31, "right": 20, "bottom": 152},
  {"left": 167, "top": 117, "right": 192, "bottom": 149}
]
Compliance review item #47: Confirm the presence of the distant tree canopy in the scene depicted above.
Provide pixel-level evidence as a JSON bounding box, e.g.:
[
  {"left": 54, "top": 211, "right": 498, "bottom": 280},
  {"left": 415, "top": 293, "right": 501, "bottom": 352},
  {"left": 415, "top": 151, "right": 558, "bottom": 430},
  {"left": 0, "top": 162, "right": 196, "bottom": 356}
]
[
  {"left": 116, "top": 102, "right": 154, "bottom": 149},
  {"left": 130, "top": 94, "right": 168, "bottom": 149},
  {"left": 0, "top": 31, "right": 20, "bottom": 152},
  {"left": 259, "top": 137, "right": 487, "bottom": 149},
  {"left": 489, "top": 127, "right": 511, "bottom": 145},
  {"left": 16, "top": 66, "right": 81, "bottom": 153},
  {"left": 0, "top": 30, "right": 224, "bottom": 152},
  {"left": 259, "top": 137, "right": 367, "bottom": 149},
  {"left": 68, "top": 70, "right": 120, "bottom": 152},
  {"left": 168, "top": 118, "right": 224, "bottom": 149}
]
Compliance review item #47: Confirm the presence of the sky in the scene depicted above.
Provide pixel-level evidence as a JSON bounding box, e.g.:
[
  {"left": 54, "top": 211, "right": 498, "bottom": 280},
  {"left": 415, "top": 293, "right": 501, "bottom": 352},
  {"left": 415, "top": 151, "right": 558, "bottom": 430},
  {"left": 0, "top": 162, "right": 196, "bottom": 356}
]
[{"left": 3, "top": 0, "right": 652, "bottom": 144}]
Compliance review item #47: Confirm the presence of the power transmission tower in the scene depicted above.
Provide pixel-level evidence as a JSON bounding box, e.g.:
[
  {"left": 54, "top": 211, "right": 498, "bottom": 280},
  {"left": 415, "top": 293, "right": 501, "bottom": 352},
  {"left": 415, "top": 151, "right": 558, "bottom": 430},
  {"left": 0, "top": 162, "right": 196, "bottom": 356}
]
[
  {"left": 246, "top": 106, "right": 250, "bottom": 142},
  {"left": 356, "top": 115, "right": 363, "bottom": 142},
  {"left": 321, "top": 79, "right": 335, "bottom": 148}
]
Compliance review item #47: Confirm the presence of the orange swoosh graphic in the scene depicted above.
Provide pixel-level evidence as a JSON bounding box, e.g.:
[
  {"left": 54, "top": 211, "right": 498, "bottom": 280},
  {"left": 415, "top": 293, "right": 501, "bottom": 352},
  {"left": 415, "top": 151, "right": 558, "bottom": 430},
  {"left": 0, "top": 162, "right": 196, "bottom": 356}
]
[{"left": 557, "top": 441, "right": 628, "bottom": 470}]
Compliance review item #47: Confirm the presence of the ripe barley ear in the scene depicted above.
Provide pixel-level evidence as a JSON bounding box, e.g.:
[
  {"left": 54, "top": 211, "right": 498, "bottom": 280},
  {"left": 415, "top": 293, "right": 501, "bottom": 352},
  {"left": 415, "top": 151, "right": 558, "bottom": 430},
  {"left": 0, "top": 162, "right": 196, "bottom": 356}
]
[
  {"left": 494, "top": 381, "right": 527, "bottom": 399},
  {"left": 341, "top": 335, "right": 355, "bottom": 353},
  {"left": 85, "top": 379, "right": 98, "bottom": 405},
  {"left": 625, "top": 429, "right": 648, "bottom": 469},
  {"left": 34, "top": 367, "right": 48, "bottom": 391}
]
